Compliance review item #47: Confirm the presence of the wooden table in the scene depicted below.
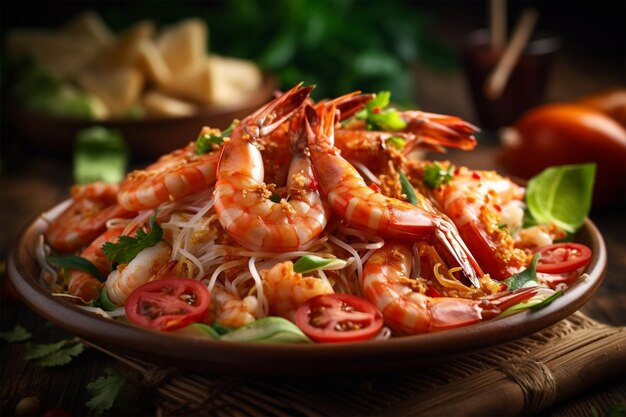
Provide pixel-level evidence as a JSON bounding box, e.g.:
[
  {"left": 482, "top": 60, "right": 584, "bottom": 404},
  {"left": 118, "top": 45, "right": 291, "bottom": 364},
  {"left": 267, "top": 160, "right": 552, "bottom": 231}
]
[{"left": 1, "top": 2, "right": 624, "bottom": 415}]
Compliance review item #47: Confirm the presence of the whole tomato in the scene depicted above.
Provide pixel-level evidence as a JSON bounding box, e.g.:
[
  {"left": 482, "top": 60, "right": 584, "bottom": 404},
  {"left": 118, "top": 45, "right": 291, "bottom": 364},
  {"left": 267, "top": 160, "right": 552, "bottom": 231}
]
[{"left": 499, "top": 103, "right": 626, "bottom": 206}]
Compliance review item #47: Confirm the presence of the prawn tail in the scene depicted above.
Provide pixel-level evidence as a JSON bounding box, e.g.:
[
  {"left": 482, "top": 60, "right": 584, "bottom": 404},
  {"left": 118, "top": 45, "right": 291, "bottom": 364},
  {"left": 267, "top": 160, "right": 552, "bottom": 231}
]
[{"left": 433, "top": 217, "right": 484, "bottom": 288}]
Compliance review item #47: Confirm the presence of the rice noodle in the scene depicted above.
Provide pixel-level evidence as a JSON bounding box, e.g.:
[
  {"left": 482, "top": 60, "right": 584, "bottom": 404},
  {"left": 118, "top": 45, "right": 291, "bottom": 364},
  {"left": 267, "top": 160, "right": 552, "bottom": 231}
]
[
  {"left": 248, "top": 257, "right": 268, "bottom": 317},
  {"left": 350, "top": 160, "right": 381, "bottom": 185}
]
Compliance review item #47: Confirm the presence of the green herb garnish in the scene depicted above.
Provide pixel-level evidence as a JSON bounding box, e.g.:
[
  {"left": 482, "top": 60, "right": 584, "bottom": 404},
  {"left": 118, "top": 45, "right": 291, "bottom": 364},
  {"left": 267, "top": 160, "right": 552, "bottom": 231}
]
[
  {"left": 102, "top": 212, "right": 163, "bottom": 264},
  {"left": 0, "top": 325, "right": 32, "bottom": 342},
  {"left": 502, "top": 254, "right": 540, "bottom": 290},
  {"left": 525, "top": 163, "right": 596, "bottom": 233},
  {"left": 293, "top": 255, "right": 347, "bottom": 274},
  {"left": 357, "top": 91, "right": 407, "bottom": 132},
  {"left": 398, "top": 170, "right": 418, "bottom": 205},
  {"left": 195, "top": 123, "right": 235, "bottom": 155},
  {"left": 423, "top": 161, "right": 455, "bottom": 189},
  {"left": 48, "top": 255, "right": 107, "bottom": 282},
  {"left": 530, "top": 290, "right": 563, "bottom": 310},
  {"left": 86, "top": 367, "right": 128, "bottom": 415},
  {"left": 25, "top": 339, "right": 84, "bottom": 367},
  {"left": 386, "top": 136, "right": 406, "bottom": 151}
]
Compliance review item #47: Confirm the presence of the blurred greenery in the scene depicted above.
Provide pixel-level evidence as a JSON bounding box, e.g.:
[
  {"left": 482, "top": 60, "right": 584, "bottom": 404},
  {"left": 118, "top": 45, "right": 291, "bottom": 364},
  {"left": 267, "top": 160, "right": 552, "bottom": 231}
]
[
  {"left": 98, "top": 0, "right": 456, "bottom": 105},
  {"left": 205, "top": 0, "right": 456, "bottom": 104},
  {"left": 73, "top": 127, "right": 129, "bottom": 184}
]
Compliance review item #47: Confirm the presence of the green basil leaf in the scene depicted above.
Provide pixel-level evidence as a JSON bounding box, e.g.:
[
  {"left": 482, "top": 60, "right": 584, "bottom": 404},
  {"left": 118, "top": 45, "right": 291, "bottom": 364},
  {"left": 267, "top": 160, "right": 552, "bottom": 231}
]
[
  {"left": 220, "top": 317, "right": 312, "bottom": 343},
  {"left": 48, "top": 255, "right": 107, "bottom": 282},
  {"left": 398, "top": 170, "right": 418, "bottom": 205},
  {"left": 525, "top": 164, "right": 596, "bottom": 233},
  {"left": 293, "top": 255, "right": 346, "bottom": 274},
  {"left": 502, "top": 253, "right": 540, "bottom": 290}
]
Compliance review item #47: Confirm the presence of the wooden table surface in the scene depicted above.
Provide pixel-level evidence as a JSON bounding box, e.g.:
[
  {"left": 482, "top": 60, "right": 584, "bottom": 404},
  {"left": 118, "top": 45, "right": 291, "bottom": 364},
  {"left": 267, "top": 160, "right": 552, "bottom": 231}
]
[{"left": 1, "top": 2, "right": 624, "bottom": 416}]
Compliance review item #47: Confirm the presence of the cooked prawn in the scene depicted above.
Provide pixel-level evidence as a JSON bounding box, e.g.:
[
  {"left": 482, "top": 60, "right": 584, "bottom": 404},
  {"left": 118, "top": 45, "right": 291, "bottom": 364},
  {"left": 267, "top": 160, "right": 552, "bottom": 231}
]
[
  {"left": 261, "top": 260, "right": 333, "bottom": 322},
  {"left": 117, "top": 127, "right": 223, "bottom": 211},
  {"left": 361, "top": 240, "right": 538, "bottom": 334},
  {"left": 104, "top": 242, "right": 173, "bottom": 305},
  {"left": 211, "top": 285, "right": 258, "bottom": 328},
  {"left": 423, "top": 163, "right": 533, "bottom": 280},
  {"left": 66, "top": 227, "right": 125, "bottom": 302},
  {"left": 305, "top": 103, "right": 483, "bottom": 287},
  {"left": 214, "top": 83, "right": 331, "bottom": 251},
  {"left": 45, "top": 182, "right": 135, "bottom": 253}
]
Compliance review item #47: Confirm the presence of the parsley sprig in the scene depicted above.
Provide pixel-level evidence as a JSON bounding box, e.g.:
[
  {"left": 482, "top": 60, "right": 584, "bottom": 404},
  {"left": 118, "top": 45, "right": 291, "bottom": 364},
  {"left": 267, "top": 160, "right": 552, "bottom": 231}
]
[
  {"left": 356, "top": 91, "right": 407, "bottom": 132},
  {"left": 102, "top": 213, "right": 163, "bottom": 265}
]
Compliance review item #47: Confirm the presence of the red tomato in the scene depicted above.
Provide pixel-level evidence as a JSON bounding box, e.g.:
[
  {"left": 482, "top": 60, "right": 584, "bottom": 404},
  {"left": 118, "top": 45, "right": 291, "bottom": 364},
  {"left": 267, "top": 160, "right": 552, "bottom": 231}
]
[
  {"left": 125, "top": 278, "right": 210, "bottom": 331},
  {"left": 499, "top": 103, "right": 626, "bottom": 206},
  {"left": 535, "top": 243, "right": 592, "bottom": 274},
  {"left": 295, "top": 294, "right": 383, "bottom": 343}
]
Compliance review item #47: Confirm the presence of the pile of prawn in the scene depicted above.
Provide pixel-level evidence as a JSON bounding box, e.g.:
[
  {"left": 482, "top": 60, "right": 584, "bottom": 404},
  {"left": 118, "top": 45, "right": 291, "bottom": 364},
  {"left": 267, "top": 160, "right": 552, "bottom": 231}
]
[{"left": 39, "top": 84, "right": 570, "bottom": 338}]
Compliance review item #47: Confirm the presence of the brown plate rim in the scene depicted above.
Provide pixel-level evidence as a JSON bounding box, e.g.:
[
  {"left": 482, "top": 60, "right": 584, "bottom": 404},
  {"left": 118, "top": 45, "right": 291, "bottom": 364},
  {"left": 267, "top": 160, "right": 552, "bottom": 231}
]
[{"left": 8, "top": 200, "right": 607, "bottom": 376}]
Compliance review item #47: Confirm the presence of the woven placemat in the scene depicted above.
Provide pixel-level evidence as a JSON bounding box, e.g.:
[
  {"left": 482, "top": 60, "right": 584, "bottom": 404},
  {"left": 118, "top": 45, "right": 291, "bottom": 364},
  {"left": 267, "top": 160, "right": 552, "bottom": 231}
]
[{"left": 88, "top": 312, "right": 624, "bottom": 417}]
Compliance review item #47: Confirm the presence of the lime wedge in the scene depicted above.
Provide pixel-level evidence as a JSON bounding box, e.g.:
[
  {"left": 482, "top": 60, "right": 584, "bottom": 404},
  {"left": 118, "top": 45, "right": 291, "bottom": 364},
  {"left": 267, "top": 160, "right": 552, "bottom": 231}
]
[{"left": 526, "top": 164, "right": 595, "bottom": 233}]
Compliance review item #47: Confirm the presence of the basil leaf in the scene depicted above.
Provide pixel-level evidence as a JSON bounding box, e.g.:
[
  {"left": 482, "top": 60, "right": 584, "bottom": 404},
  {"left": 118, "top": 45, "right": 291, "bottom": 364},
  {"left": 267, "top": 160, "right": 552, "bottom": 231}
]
[
  {"left": 48, "top": 255, "right": 107, "bottom": 282},
  {"left": 525, "top": 164, "right": 596, "bottom": 233},
  {"left": 220, "top": 317, "right": 312, "bottom": 343},
  {"left": 502, "top": 254, "right": 540, "bottom": 290},
  {"left": 73, "top": 127, "right": 129, "bottom": 185},
  {"left": 293, "top": 255, "right": 346, "bottom": 274},
  {"left": 398, "top": 170, "right": 418, "bottom": 205}
]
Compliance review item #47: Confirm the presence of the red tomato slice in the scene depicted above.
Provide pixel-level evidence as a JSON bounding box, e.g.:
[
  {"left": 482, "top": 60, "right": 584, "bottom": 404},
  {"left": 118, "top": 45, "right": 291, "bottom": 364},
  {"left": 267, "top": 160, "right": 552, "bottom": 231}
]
[
  {"left": 125, "top": 278, "right": 210, "bottom": 331},
  {"left": 535, "top": 243, "right": 592, "bottom": 274},
  {"left": 295, "top": 293, "right": 383, "bottom": 343}
]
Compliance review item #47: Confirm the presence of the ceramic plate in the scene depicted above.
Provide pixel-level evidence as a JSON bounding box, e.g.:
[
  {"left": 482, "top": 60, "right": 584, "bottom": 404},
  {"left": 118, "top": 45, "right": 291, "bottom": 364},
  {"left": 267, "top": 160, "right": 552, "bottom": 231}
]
[{"left": 8, "top": 200, "right": 606, "bottom": 376}]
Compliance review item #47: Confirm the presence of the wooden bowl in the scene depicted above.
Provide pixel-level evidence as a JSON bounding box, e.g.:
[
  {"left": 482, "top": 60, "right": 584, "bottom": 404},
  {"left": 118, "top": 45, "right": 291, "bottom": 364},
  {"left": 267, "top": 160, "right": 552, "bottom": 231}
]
[
  {"left": 8, "top": 201, "right": 606, "bottom": 376},
  {"left": 8, "top": 73, "right": 278, "bottom": 160}
]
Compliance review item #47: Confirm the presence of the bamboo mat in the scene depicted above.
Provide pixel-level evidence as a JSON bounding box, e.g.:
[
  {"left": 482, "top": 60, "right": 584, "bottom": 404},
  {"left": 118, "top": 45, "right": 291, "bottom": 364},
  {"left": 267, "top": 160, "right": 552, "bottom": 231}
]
[{"left": 90, "top": 312, "right": 625, "bottom": 417}]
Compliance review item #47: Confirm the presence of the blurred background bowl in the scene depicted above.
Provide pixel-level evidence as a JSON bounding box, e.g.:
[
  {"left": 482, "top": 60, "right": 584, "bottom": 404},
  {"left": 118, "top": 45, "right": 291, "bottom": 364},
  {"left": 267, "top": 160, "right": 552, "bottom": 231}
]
[{"left": 8, "top": 73, "right": 278, "bottom": 160}]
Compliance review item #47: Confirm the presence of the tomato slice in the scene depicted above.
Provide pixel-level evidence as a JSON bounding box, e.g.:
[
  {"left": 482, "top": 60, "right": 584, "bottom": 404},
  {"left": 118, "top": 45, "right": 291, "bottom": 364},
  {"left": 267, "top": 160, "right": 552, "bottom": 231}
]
[
  {"left": 295, "top": 294, "right": 383, "bottom": 343},
  {"left": 125, "top": 278, "right": 210, "bottom": 331},
  {"left": 535, "top": 243, "right": 592, "bottom": 274}
]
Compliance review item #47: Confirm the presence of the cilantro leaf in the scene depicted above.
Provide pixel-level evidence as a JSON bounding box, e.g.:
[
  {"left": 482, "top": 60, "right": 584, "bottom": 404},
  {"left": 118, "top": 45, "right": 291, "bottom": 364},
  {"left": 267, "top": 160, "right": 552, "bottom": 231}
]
[
  {"left": 398, "top": 170, "right": 418, "bottom": 205},
  {"left": 503, "top": 254, "right": 540, "bottom": 290},
  {"left": 48, "top": 255, "right": 107, "bottom": 282},
  {"left": 0, "top": 325, "right": 32, "bottom": 342},
  {"left": 423, "top": 161, "right": 455, "bottom": 189},
  {"left": 86, "top": 367, "right": 127, "bottom": 415},
  {"left": 195, "top": 123, "right": 235, "bottom": 155},
  {"left": 102, "top": 213, "right": 163, "bottom": 264},
  {"left": 25, "top": 339, "right": 84, "bottom": 367}
]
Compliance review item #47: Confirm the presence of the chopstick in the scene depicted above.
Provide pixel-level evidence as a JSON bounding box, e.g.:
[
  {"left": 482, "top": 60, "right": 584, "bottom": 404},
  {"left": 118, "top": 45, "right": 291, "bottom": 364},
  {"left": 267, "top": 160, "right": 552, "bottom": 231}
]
[
  {"left": 483, "top": 8, "right": 539, "bottom": 100},
  {"left": 490, "top": 0, "right": 507, "bottom": 51}
]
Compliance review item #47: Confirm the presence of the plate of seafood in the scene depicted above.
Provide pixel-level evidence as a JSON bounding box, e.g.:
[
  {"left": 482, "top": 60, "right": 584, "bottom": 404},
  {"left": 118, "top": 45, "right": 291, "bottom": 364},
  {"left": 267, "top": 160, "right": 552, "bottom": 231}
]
[{"left": 8, "top": 84, "right": 606, "bottom": 375}]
